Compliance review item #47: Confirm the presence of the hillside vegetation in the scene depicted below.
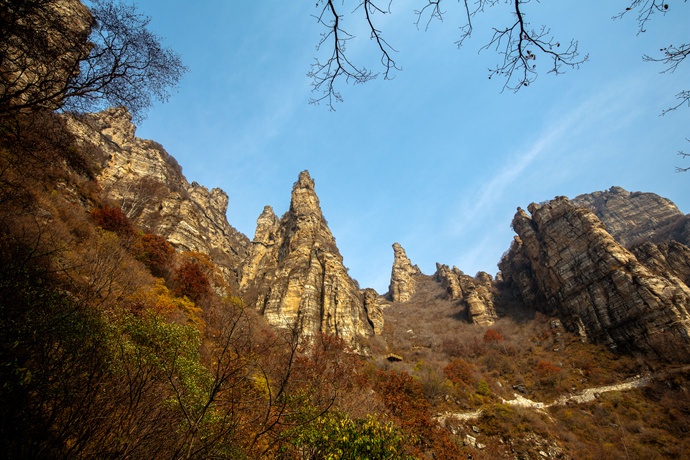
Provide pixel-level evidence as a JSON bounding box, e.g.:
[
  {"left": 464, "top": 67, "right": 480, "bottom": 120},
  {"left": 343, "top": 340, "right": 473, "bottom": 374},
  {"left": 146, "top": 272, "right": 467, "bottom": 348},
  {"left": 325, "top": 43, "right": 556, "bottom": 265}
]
[{"left": 2, "top": 109, "right": 690, "bottom": 460}]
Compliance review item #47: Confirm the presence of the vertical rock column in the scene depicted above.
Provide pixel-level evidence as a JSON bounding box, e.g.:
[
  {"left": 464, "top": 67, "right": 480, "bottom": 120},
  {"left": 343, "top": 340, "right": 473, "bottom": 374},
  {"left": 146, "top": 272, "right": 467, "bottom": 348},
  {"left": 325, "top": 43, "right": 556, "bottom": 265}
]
[{"left": 388, "top": 243, "right": 420, "bottom": 302}]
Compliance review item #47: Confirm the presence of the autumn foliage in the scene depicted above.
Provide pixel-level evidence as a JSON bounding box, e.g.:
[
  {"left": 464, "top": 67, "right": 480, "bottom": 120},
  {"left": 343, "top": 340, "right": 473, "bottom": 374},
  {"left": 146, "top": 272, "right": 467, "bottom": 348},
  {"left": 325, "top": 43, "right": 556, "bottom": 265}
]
[
  {"left": 443, "top": 358, "right": 475, "bottom": 387},
  {"left": 172, "top": 260, "right": 211, "bottom": 302},
  {"left": 483, "top": 328, "right": 504, "bottom": 343},
  {"left": 535, "top": 360, "right": 562, "bottom": 386},
  {"left": 134, "top": 232, "right": 174, "bottom": 278},
  {"left": 90, "top": 205, "right": 135, "bottom": 237}
]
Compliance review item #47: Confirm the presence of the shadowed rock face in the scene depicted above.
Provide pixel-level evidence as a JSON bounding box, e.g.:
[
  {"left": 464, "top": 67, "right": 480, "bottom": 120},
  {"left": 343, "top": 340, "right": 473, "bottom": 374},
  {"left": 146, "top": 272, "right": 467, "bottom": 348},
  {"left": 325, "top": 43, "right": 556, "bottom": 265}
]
[
  {"left": 1, "top": 0, "right": 92, "bottom": 112},
  {"left": 499, "top": 197, "right": 690, "bottom": 361},
  {"left": 632, "top": 241, "right": 690, "bottom": 288},
  {"left": 66, "top": 107, "right": 250, "bottom": 290},
  {"left": 434, "top": 264, "right": 497, "bottom": 326},
  {"left": 388, "top": 243, "right": 420, "bottom": 302},
  {"left": 240, "top": 171, "right": 381, "bottom": 350}
]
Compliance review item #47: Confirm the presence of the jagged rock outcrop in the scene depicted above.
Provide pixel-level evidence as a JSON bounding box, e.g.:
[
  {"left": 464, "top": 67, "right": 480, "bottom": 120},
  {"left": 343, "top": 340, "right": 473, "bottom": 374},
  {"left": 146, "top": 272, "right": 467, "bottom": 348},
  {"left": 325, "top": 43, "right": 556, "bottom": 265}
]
[
  {"left": 499, "top": 197, "right": 690, "bottom": 360},
  {"left": 65, "top": 107, "right": 250, "bottom": 289},
  {"left": 573, "top": 186, "right": 690, "bottom": 247},
  {"left": 388, "top": 243, "right": 421, "bottom": 302},
  {"left": 434, "top": 264, "right": 497, "bottom": 326},
  {"left": 240, "top": 171, "right": 381, "bottom": 350},
  {"left": 363, "top": 288, "right": 385, "bottom": 335}
]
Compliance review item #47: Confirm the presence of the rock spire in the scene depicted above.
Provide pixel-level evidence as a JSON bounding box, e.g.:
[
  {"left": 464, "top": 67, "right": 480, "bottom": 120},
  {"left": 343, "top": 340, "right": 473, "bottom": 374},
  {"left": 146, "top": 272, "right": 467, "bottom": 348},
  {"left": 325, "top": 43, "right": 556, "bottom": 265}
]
[
  {"left": 240, "top": 171, "right": 381, "bottom": 350},
  {"left": 388, "top": 243, "right": 421, "bottom": 302}
]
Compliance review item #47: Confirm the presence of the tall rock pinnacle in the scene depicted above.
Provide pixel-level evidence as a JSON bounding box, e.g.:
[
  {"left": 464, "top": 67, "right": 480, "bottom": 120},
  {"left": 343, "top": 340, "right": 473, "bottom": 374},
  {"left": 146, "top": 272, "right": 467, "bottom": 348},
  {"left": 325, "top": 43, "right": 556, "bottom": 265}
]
[
  {"left": 388, "top": 243, "right": 421, "bottom": 302},
  {"left": 240, "top": 171, "right": 381, "bottom": 351}
]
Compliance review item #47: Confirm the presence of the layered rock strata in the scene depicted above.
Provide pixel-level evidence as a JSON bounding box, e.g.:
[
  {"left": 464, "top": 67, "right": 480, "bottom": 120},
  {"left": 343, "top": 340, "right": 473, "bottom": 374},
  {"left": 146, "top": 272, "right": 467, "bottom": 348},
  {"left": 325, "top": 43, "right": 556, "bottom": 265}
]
[
  {"left": 434, "top": 264, "right": 497, "bottom": 326},
  {"left": 573, "top": 186, "right": 690, "bottom": 247},
  {"left": 388, "top": 243, "right": 421, "bottom": 302},
  {"left": 499, "top": 197, "right": 690, "bottom": 360},
  {"left": 632, "top": 241, "right": 690, "bottom": 288},
  {"left": 239, "top": 171, "right": 381, "bottom": 350},
  {"left": 66, "top": 107, "right": 250, "bottom": 289}
]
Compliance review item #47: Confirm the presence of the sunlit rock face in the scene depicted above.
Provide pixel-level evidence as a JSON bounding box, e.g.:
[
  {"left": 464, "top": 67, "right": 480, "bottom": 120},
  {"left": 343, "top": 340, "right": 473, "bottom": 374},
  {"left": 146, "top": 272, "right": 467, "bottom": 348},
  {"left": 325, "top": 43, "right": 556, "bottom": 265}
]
[
  {"left": 240, "top": 171, "right": 381, "bottom": 351},
  {"left": 499, "top": 197, "right": 690, "bottom": 361},
  {"left": 387, "top": 243, "right": 420, "bottom": 303},
  {"left": 434, "top": 264, "right": 497, "bottom": 326},
  {"left": 573, "top": 186, "right": 690, "bottom": 247},
  {"left": 65, "top": 107, "right": 250, "bottom": 290}
]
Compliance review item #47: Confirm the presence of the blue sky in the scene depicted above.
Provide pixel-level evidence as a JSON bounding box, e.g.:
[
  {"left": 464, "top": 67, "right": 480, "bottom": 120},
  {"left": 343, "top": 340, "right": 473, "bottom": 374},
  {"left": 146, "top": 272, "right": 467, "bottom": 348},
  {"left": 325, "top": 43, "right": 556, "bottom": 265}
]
[{"left": 132, "top": 1, "right": 689, "bottom": 293}]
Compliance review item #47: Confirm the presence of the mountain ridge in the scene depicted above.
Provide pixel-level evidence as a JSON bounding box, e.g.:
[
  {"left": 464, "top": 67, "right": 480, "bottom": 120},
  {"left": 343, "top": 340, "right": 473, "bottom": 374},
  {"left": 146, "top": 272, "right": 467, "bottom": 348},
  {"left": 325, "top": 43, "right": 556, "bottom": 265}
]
[{"left": 61, "top": 107, "right": 690, "bottom": 360}]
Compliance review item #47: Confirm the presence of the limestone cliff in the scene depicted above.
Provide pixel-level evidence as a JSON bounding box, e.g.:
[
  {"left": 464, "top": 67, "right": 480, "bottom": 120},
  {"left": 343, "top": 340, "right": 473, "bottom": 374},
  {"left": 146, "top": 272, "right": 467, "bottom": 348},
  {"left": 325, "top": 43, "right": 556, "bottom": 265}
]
[
  {"left": 573, "top": 186, "right": 690, "bottom": 309},
  {"left": 387, "top": 243, "right": 421, "bottom": 302},
  {"left": 632, "top": 241, "right": 690, "bottom": 288},
  {"left": 65, "top": 107, "right": 250, "bottom": 289},
  {"left": 499, "top": 197, "right": 690, "bottom": 360},
  {"left": 240, "top": 171, "right": 381, "bottom": 350},
  {"left": 434, "top": 264, "right": 497, "bottom": 326},
  {"left": 573, "top": 186, "right": 690, "bottom": 247}
]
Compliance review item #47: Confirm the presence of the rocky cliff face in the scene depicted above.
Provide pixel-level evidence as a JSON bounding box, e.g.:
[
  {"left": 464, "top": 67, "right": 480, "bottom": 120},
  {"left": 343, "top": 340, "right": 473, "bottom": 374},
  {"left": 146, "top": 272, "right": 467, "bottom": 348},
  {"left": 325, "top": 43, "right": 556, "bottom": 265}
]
[
  {"left": 239, "top": 171, "right": 381, "bottom": 350},
  {"left": 573, "top": 186, "right": 690, "bottom": 247},
  {"left": 66, "top": 107, "right": 250, "bottom": 289},
  {"left": 388, "top": 243, "right": 421, "bottom": 302},
  {"left": 632, "top": 241, "right": 690, "bottom": 288},
  {"left": 499, "top": 197, "right": 690, "bottom": 360},
  {"left": 0, "top": 0, "right": 92, "bottom": 113},
  {"left": 434, "top": 264, "right": 497, "bottom": 326}
]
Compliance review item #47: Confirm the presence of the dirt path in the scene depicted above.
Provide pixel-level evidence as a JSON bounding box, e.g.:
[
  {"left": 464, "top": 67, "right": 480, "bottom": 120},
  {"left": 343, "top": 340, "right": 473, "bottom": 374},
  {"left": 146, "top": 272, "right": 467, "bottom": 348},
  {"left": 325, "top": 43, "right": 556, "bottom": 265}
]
[{"left": 436, "top": 365, "right": 690, "bottom": 423}]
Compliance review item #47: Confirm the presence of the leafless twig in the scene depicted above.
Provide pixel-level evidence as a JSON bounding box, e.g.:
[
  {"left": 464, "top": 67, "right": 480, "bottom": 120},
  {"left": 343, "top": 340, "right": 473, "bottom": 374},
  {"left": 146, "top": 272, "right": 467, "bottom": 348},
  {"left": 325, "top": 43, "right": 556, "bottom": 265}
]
[
  {"left": 483, "top": 0, "right": 587, "bottom": 92},
  {"left": 308, "top": 0, "right": 399, "bottom": 110}
]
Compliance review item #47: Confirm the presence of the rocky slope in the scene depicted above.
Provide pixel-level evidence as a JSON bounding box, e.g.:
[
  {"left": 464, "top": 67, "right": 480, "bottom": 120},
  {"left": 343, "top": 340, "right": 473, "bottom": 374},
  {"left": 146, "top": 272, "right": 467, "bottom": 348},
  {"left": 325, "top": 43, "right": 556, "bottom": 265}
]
[
  {"left": 239, "top": 171, "right": 381, "bottom": 350},
  {"left": 498, "top": 197, "right": 690, "bottom": 361},
  {"left": 0, "top": 0, "right": 92, "bottom": 114},
  {"left": 66, "top": 107, "right": 250, "bottom": 290}
]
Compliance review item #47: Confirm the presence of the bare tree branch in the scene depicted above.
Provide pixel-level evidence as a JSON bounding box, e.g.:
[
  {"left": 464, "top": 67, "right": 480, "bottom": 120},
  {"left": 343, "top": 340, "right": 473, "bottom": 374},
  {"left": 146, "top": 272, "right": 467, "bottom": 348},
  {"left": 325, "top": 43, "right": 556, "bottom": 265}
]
[
  {"left": 308, "top": 0, "right": 399, "bottom": 110},
  {"left": 312, "top": 0, "right": 585, "bottom": 106},
  {"left": 676, "top": 140, "right": 690, "bottom": 172},
  {"left": 482, "top": 0, "right": 587, "bottom": 92},
  {"left": 414, "top": 0, "right": 500, "bottom": 48},
  {"left": 0, "top": 0, "right": 186, "bottom": 123},
  {"left": 614, "top": 0, "right": 672, "bottom": 34},
  {"left": 643, "top": 43, "right": 690, "bottom": 115}
]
